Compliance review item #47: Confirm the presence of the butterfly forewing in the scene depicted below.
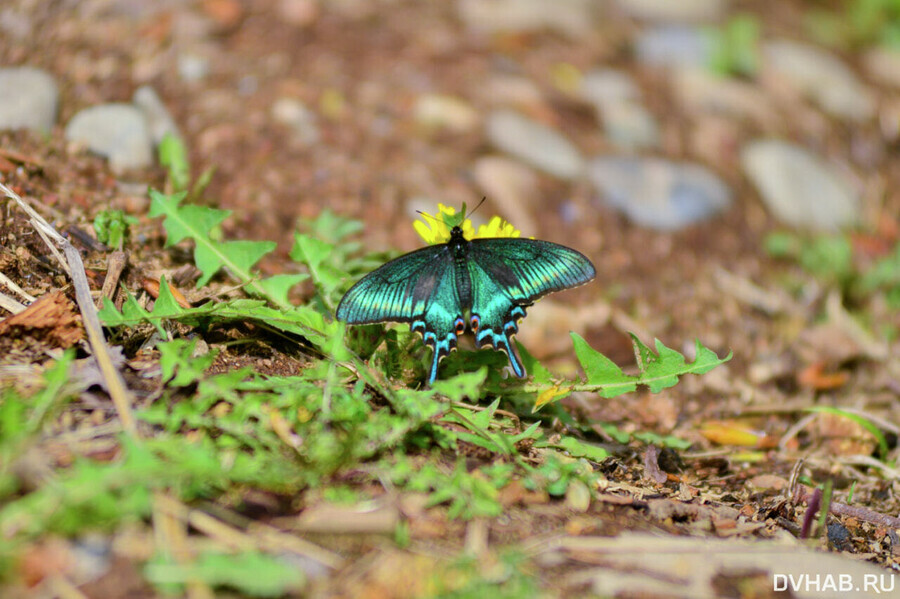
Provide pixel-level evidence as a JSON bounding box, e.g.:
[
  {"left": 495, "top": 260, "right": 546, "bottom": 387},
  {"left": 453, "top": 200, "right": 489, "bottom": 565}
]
[
  {"left": 468, "top": 238, "right": 596, "bottom": 302},
  {"left": 336, "top": 245, "right": 450, "bottom": 324}
]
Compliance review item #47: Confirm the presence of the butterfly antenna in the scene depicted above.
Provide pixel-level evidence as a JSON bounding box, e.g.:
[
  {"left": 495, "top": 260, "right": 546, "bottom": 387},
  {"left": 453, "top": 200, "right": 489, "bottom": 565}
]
[
  {"left": 468, "top": 196, "right": 487, "bottom": 218},
  {"left": 415, "top": 209, "right": 442, "bottom": 225}
]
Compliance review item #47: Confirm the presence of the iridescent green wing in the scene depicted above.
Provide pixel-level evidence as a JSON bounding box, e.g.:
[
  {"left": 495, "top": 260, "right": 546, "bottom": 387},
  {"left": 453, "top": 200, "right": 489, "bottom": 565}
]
[
  {"left": 466, "top": 238, "right": 595, "bottom": 377},
  {"left": 336, "top": 245, "right": 464, "bottom": 383}
]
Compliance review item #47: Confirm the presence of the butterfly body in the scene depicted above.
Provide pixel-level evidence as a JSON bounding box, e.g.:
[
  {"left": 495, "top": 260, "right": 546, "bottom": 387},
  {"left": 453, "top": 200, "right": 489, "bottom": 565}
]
[{"left": 337, "top": 225, "right": 595, "bottom": 384}]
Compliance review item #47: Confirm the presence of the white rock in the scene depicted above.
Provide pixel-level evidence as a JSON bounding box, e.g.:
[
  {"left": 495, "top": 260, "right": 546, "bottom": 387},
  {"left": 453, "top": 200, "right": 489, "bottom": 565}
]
[
  {"left": 616, "top": 0, "right": 726, "bottom": 22},
  {"left": 472, "top": 156, "right": 539, "bottom": 235},
  {"left": 457, "top": 0, "right": 595, "bottom": 39},
  {"left": 65, "top": 104, "right": 154, "bottom": 172},
  {"left": 414, "top": 94, "right": 479, "bottom": 133},
  {"left": 863, "top": 46, "right": 900, "bottom": 89},
  {"left": 271, "top": 97, "right": 320, "bottom": 145},
  {"left": 579, "top": 68, "right": 642, "bottom": 108},
  {"left": 133, "top": 86, "right": 181, "bottom": 145},
  {"left": 486, "top": 109, "right": 585, "bottom": 180},
  {"left": 0, "top": 67, "right": 58, "bottom": 133},
  {"left": 741, "top": 140, "right": 858, "bottom": 231},
  {"left": 763, "top": 40, "right": 875, "bottom": 122}
]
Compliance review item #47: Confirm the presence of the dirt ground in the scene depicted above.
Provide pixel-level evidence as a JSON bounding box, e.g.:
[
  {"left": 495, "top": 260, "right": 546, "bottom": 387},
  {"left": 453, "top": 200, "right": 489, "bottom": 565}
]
[{"left": 1, "top": 0, "right": 900, "bottom": 597}]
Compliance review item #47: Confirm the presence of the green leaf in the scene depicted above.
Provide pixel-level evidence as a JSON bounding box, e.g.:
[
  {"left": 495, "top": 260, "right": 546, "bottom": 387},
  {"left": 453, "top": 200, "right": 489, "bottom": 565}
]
[
  {"left": 571, "top": 332, "right": 635, "bottom": 396},
  {"left": 255, "top": 273, "right": 309, "bottom": 307},
  {"left": 146, "top": 551, "right": 305, "bottom": 597},
  {"left": 158, "top": 133, "right": 190, "bottom": 192},
  {"left": 537, "top": 435, "right": 608, "bottom": 462},
  {"left": 516, "top": 341, "right": 552, "bottom": 384},
  {"left": 148, "top": 190, "right": 288, "bottom": 308},
  {"left": 431, "top": 368, "right": 487, "bottom": 402}
]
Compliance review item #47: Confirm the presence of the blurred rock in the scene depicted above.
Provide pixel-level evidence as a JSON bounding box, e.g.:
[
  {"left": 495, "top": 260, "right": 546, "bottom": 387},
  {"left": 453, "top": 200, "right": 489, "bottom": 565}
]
[
  {"left": 177, "top": 52, "right": 210, "bottom": 82},
  {"left": 133, "top": 86, "right": 181, "bottom": 146},
  {"left": 579, "top": 68, "right": 641, "bottom": 107},
  {"left": 0, "top": 66, "right": 58, "bottom": 133},
  {"left": 579, "top": 69, "right": 659, "bottom": 150},
  {"left": 863, "top": 46, "right": 900, "bottom": 89},
  {"left": 634, "top": 26, "right": 713, "bottom": 68},
  {"left": 472, "top": 156, "right": 539, "bottom": 235},
  {"left": 278, "top": 0, "right": 320, "bottom": 27},
  {"left": 616, "top": 0, "right": 726, "bottom": 22},
  {"left": 588, "top": 157, "right": 731, "bottom": 230},
  {"left": 457, "top": 0, "right": 595, "bottom": 38},
  {"left": 65, "top": 104, "right": 154, "bottom": 173},
  {"left": 598, "top": 101, "right": 660, "bottom": 150},
  {"left": 763, "top": 40, "right": 875, "bottom": 122},
  {"left": 741, "top": 140, "right": 858, "bottom": 231},
  {"left": 486, "top": 109, "right": 585, "bottom": 180},
  {"left": 271, "top": 97, "right": 320, "bottom": 146},
  {"left": 671, "top": 67, "right": 777, "bottom": 128},
  {"left": 414, "top": 93, "right": 479, "bottom": 133}
]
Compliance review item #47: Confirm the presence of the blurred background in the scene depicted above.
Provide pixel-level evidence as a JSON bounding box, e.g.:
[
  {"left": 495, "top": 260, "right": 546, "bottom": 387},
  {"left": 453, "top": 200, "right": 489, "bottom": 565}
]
[{"left": 3, "top": 0, "right": 900, "bottom": 595}]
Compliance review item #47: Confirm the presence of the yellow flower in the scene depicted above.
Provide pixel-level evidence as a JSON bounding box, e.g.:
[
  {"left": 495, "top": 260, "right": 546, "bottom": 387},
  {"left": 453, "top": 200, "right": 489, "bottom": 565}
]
[{"left": 413, "top": 204, "right": 522, "bottom": 244}]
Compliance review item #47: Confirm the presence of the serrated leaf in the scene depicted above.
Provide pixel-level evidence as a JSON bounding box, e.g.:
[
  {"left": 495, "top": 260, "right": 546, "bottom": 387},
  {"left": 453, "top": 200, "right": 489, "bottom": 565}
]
[
  {"left": 571, "top": 332, "right": 636, "bottom": 397},
  {"left": 150, "top": 191, "right": 228, "bottom": 246},
  {"left": 148, "top": 189, "right": 286, "bottom": 308}
]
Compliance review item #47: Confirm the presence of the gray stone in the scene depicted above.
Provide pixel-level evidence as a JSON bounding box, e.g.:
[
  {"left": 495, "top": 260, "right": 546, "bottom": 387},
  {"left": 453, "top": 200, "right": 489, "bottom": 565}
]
[
  {"left": 457, "top": 0, "right": 595, "bottom": 38},
  {"left": 578, "top": 69, "right": 659, "bottom": 150},
  {"left": 598, "top": 102, "right": 660, "bottom": 150},
  {"left": 271, "top": 97, "right": 320, "bottom": 146},
  {"left": 634, "top": 26, "right": 713, "bottom": 68},
  {"left": 65, "top": 104, "right": 154, "bottom": 172},
  {"left": 616, "top": 0, "right": 726, "bottom": 22},
  {"left": 763, "top": 40, "right": 875, "bottom": 122},
  {"left": 579, "top": 69, "right": 642, "bottom": 107},
  {"left": 588, "top": 157, "right": 732, "bottom": 230},
  {"left": 133, "top": 85, "right": 181, "bottom": 145},
  {"left": 863, "top": 47, "right": 900, "bottom": 89},
  {"left": 741, "top": 140, "right": 858, "bottom": 231},
  {"left": 177, "top": 53, "right": 210, "bottom": 82},
  {"left": 486, "top": 109, "right": 585, "bottom": 180},
  {"left": 0, "top": 66, "right": 58, "bottom": 133}
]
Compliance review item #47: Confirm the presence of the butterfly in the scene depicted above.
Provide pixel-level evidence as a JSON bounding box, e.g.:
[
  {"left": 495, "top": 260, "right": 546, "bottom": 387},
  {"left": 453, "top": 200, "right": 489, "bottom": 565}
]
[{"left": 336, "top": 208, "right": 595, "bottom": 384}]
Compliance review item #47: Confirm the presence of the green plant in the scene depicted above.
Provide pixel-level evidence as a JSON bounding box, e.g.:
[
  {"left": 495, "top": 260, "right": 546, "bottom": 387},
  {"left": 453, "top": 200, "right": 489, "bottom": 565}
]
[{"left": 708, "top": 14, "right": 761, "bottom": 77}]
